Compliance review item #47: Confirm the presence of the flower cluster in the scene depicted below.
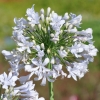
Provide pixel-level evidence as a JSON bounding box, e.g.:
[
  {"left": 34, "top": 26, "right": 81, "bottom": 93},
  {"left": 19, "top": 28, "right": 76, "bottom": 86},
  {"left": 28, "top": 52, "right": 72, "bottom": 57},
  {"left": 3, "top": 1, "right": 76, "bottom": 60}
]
[
  {"left": 0, "top": 72, "right": 44, "bottom": 100},
  {"left": 1, "top": 5, "right": 97, "bottom": 99}
]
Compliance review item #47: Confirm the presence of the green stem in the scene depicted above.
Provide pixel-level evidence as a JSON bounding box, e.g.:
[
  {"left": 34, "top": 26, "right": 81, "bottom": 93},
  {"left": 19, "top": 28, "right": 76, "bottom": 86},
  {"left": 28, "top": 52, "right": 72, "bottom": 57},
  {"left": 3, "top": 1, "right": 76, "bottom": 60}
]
[
  {"left": 49, "top": 82, "right": 54, "bottom": 100},
  {"left": 0, "top": 85, "right": 2, "bottom": 100},
  {"left": 48, "top": 63, "right": 54, "bottom": 100}
]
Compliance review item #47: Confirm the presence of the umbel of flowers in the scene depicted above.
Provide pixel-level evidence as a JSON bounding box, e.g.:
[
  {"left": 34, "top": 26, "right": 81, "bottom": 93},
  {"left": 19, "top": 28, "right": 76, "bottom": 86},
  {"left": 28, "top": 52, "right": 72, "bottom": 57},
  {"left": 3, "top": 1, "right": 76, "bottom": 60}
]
[{"left": 1, "top": 5, "right": 97, "bottom": 100}]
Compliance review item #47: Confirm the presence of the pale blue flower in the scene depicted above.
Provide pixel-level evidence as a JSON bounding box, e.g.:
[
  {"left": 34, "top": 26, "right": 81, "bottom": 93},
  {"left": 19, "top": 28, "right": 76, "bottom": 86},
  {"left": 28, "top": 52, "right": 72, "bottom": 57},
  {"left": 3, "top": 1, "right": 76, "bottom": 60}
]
[
  {"left": 26, "top": 5, "right": 40, "bottom": 25},
  {"left": 13, "top": 18, "right": 27, "bottom": 30},
  {"left": 50, "top": 12, "right": 65, "bottom": 31},
  {"left": 67, "top": 61, "right": 88, "bottom": 81},
  {"left": 69, "top": 13, "right": 82, "bottom": 27},
  {"left": 17, "top": 40, "right": 33, "bottom": 53},
  {"left": 0, "top": 72, "right": 18, "bottom": 89},
  {"left": 14, "top": 81, "right": 45, "bottom": 100}
]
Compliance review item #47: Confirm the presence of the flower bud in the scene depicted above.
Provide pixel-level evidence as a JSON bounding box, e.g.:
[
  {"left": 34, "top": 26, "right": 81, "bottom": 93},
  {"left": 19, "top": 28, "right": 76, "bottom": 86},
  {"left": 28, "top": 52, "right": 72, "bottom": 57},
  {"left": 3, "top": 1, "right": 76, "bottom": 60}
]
[
  {"left": 9, "top": 86, "right": 13, "bottom": 92},
  {"left": 31, "top": 24, "right": 35, "bottom": 28},
  {"left": 41, "top": 14, "right": 44, "bottom": 22},
  {"left": 46, "top": 17, "right": 49, "bottom": 24},
  {"left": 47, "top": 7, "right": 51, "bottom": 16},
  {"left": 47, "top": 48, "right": 50, "bottom": 54},
  {"left": 65, "top": 22, "right": 69, "bottom": 28},
  {"left": 40, "top": 8, "right": 44, "bottom": 14},
  {"left": 51, "top": 57, "right": 55, "bottom": 64},
  {"left": 42, "top": 27, "right": 47, "bottom": 33},
  {"left": 26, "top": 62, "right": 30, "bottom": 64},
  {"left": 32, "top": 40, "right": 36, "bottom": 45},
  {"left": 60, "top": 46, "right": 64, "bottom": 50},
  {"left": 41, "top": 43, "right": 45, "bottom": 49},
  {"left": 63, "top": 13, "right": 69, "bottom": 20},
  {"left": 50, "top": 33, "right": 54, "bottom": 37},
  {"left": 68, "top": 24, "right": 73, "bottom": 29},
  {"left": 38, "top": 24, "right": 41, "bottom": 30},
  {"left": 31, "top": 36, "right": 34, "bottom": 39},
  {"left": 5, "top": 89, "right": 9, "bottom": 93},
  {"left": 51, "top": 11, "right": 55, "bottom": 15}
]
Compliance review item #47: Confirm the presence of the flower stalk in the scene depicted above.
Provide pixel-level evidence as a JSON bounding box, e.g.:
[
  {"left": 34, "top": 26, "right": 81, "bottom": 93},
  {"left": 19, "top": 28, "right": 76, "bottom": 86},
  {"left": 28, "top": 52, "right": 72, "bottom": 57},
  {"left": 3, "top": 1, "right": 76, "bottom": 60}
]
[
  {"left": 48, "top": 63, "right": 54, "bottom": 100},
  {"left": 0, "top": 85, "right": 2, "bottom": 100},
  {"left": 49, "top": 82, "right": 54, "bottom": 100}
]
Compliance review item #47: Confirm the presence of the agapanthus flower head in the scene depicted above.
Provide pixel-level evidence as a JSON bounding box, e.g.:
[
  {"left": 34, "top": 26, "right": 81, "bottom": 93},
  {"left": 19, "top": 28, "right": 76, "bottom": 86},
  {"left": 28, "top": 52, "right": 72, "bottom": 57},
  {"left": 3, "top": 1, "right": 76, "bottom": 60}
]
[{"left": 2, "top": 5, "right": 98, "bottom": 87}]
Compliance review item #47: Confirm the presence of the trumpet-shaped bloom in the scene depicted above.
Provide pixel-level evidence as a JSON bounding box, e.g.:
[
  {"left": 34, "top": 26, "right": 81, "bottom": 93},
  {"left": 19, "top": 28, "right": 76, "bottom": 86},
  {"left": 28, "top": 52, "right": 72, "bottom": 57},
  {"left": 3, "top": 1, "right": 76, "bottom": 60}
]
[
  {"left": 14, "top": 81, "right": 45, "bottom": 100},
  {"left": 13, "top": 18, "right": 27, "bottom": 30},
  {"left": 26, "top": 5, "right": 40, "bottom": 25},
  {"left": 50, "top": 12, "right": 65, "bottom": 31},
  {"left": 0, "top": 72, "right": 18, "bottom": 89}
]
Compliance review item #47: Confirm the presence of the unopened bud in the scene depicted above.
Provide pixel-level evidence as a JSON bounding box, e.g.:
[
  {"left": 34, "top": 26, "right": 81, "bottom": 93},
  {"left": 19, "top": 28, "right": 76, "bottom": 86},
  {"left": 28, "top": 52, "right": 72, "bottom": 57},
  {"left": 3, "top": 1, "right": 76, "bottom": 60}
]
[
  {"left": 60, "top": 46, "right": 64, "bottom": 50},
  {"left": 46, "top": 17, "right": 49, "bottom": 24},
  {"left": 26, "top": 62, "right": 30, "bottom": 64},
  {"left": 63, "top": 13, "right": 69, "bottom": 20},
  {"left": 68, "top": 24, "right": 73, "bottom": 29},
  {"left": 38, "top": 24, "right": 41, "bottom": 30},
  {"left": 42, "top": 27, "right": 47, "bottom": 33},
  {"left": 41, "top": 14, "right": 44, "bottom": 22},
  {"left": 31, "top": 36, "right": 34, "bottom": 39},
  {"left": 48, "top": 26, "right": 50, "bottom": 32},
  {"left": 47, "top": 7, "right": 51, "bottom": 16},
  {"left": 31, "top": 24, "right": 35, "bottom": 28},
  {"left": 47, "top": 48, "right": 50, "bottom": 54},
  {"left": 51, "top": 57, "right": 55, "bottom": 64},
  {"left": 50, "top": 11, "right": 55, "bottom": 18},
  {"left": 41, "top": 43, "right": 45, "bottom": 49},
  {"left": 9, "top": 86, "right": 13, "bottom": 92},
  {"left": 51, "top": 11, "right": 55, "bottom": 15},
  {"left": 32, "top": 40, "right": 36, "bottom": 44},
  {"left": 5, "top": 89, "right": 9, "bottom": 93},
  {"left": 50, "top": 33, "right": 54, "bottom": 37},
  {"left": 40, "top": 8, "right": 44, "bottom": 14},
  {"left": 65, "top": 22, "right": 69, "bottom": 28}
]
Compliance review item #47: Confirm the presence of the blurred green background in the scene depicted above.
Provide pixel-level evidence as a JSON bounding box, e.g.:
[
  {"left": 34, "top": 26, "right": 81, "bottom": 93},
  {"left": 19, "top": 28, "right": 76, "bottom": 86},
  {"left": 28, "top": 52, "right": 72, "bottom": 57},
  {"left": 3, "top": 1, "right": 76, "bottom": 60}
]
[{"left": 0, "top": 0, "right": 100, "bottom": 100}]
